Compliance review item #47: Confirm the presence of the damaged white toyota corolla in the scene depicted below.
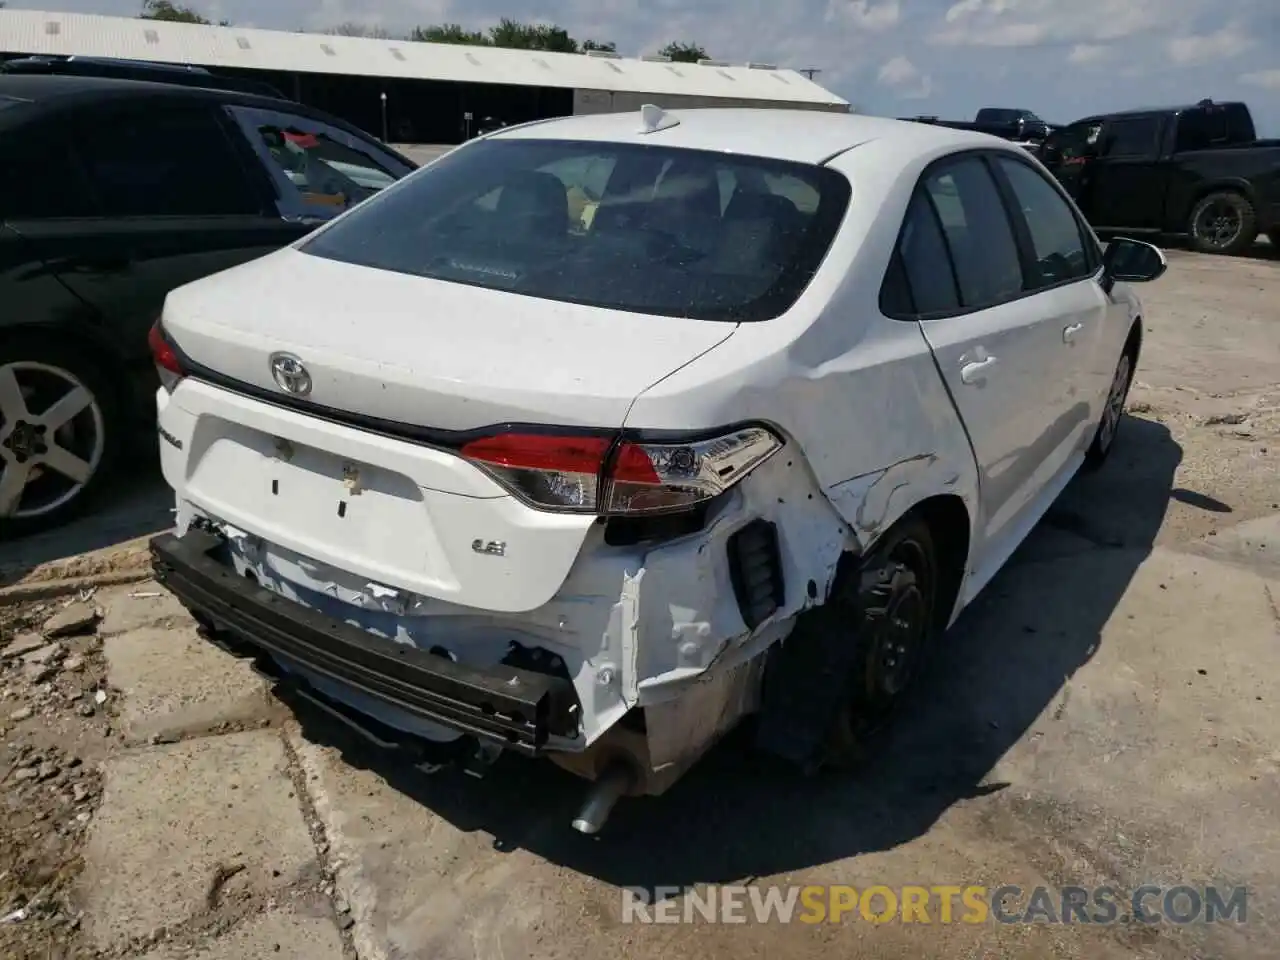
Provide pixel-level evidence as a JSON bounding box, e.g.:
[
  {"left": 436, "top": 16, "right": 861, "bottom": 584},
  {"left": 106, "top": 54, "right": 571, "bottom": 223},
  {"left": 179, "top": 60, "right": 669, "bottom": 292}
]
[{"left": 147, "top": 106, "right": 1167, "bottom": 833}]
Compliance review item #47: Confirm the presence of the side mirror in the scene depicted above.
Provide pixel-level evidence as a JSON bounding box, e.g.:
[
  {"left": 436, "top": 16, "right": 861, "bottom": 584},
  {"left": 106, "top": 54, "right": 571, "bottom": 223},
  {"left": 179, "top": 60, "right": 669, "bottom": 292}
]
[{"left": 1102, "top": 237, "right": 1167, "bottom": 288}]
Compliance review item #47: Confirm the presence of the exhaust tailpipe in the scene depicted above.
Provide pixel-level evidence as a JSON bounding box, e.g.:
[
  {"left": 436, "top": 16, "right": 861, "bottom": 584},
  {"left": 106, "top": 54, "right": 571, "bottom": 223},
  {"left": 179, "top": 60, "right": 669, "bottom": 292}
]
[{"left": 571, "top": 762, "right": 635, "bottom": 835}]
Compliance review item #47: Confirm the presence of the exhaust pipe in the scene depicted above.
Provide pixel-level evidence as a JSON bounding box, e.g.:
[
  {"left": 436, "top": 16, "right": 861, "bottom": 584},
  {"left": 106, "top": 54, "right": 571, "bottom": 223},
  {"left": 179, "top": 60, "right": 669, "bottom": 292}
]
[{"left": 571, "top": 762, "right": 635, "bottom": 835}]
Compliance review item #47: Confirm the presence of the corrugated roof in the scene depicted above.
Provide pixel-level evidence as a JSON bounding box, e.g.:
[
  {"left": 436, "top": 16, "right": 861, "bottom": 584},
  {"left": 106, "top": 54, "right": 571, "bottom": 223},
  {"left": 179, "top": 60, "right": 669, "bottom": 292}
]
[{"left": 0, "top": 10, "right": 848, "bottom": 106}]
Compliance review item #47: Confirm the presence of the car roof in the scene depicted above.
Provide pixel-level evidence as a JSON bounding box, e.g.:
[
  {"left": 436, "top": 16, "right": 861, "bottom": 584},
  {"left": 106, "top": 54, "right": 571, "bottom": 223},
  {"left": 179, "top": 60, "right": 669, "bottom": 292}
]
[
  {"left": 0, "top": 73, "right": 414, "bottom": 166},
  {"left": 0, "top": 72, "right": 284, "bottom": 109},
  {"left": 487, "top": 107, "right": 1006, "bottom": 165},
  {"left": 1071, "top": 101, "right": 1247, "bottom": 125}
]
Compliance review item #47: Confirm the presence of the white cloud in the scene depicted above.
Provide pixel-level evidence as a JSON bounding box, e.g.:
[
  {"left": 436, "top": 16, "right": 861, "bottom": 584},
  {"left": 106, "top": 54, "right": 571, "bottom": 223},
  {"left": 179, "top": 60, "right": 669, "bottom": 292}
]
[
  {"left": 1240, "top": 68, "right": 1280, "bottom": 89},
  {"left": 1067, "top": 43, "right": 1107, "bottom": 64},
  {"left": 828, "top": 0, "right": 901, "bottom": 30},
  {"left": 1167, "top": 23, "right": 1252, "bottom": 65},
  {"left": 930, "top": 0, "right": 1192, "bottom": 48},
  {"left": 877, "top": 54, "right": 931, "bottom": 98}
]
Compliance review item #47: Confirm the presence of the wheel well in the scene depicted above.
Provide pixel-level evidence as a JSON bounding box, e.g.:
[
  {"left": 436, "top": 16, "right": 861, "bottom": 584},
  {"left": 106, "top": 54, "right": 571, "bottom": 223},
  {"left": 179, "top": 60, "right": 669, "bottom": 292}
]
[
  {"left": 1125, "top": 317, "right": 1143, "bottom": 366},
  {"left": 1, "top": 322, "right": 131, "bottom": 404},
  {"left": 834, "top": 495, "right": 971, "bottom": 629},
  {"left": 913, "top": 495, "right": 971, "bottom": 632}
]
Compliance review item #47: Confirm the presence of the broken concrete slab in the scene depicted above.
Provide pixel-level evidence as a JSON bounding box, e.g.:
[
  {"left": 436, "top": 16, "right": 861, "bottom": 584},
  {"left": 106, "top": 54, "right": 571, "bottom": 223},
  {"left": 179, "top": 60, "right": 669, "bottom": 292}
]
[
  {"left": 139, "top": 907, "right": 345, "bottom": 960},
  {"left": 1, "top": 633, "right": 47, "bottom": 661},
  {"left": 21, "top": 642, "right": 65, "bottom": 666},
  {"left": 78, "top": 730, "right": 318, "bottom": 952},
  {"left": 42, "top": 601, "right": 101, "bottom": 638},
  {"left": 98, "top": 581, "right": 192, "bottom": 637},
  {"left": 290, "top": 734, "right": 559, "bottom": 960},
  {"left": 103, "top": 625, "right": 273, "bottom": 744},
  {"left": 1182, "top": 511, "right": 1280, "bottom": 579}
]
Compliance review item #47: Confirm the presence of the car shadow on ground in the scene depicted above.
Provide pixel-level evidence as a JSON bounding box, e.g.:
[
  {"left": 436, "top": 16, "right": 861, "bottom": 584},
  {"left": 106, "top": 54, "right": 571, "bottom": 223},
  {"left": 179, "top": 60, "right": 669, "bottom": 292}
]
[
  {"left": 0, "top": 460, "right": 171, "bottom": 587},
  {"left": 286, "top": 414, "right": 1185, "bottom": 890}
]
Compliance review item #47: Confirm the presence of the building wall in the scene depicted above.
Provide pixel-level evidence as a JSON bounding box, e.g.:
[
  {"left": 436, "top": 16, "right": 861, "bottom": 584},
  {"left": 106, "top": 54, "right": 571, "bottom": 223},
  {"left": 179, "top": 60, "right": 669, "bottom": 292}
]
[{"left": 573, "top": 89, "right": 850, "bottom": 115}]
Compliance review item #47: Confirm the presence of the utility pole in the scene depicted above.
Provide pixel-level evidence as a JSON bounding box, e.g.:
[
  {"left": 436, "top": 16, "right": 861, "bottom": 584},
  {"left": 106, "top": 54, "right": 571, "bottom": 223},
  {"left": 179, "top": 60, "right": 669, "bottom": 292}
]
[{"left": 798, "top": 68, "right": 821, "bottom": 80}]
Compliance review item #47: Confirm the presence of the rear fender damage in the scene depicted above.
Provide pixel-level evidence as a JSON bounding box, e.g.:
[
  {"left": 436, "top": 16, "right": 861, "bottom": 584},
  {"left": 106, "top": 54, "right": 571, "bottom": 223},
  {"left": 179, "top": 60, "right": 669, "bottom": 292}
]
[{"left": 172, "top": 446, "right": 875, "bottom": 796}]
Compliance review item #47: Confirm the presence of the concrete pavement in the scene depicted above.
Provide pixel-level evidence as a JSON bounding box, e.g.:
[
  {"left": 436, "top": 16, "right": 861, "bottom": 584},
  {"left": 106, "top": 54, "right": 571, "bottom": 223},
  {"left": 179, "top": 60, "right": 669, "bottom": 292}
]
[{"left": 66, "top": 503, "right": 1279, "bottom": 959}]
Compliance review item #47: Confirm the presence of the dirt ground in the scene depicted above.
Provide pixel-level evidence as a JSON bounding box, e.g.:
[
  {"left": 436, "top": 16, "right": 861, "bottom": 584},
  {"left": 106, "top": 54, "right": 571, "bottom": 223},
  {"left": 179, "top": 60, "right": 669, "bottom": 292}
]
[{"left": 0, "top": 242, "right": 1277, "bottom": 960}]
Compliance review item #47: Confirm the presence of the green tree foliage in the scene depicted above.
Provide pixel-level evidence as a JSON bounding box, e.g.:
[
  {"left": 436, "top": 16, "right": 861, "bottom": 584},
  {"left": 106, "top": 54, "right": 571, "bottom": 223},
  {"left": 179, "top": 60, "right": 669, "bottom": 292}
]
[
  {"left": 139, "top": 0, "right": 229, "bottom": 26},
  {"left": 408, "top": 23, "right": 489, "bottom": 45},
  {"left": 659, "top": 41, "right": 709, "bottom": 63},
  {"left": 410, "top": 19, "right": 617, "bottom": 54}
]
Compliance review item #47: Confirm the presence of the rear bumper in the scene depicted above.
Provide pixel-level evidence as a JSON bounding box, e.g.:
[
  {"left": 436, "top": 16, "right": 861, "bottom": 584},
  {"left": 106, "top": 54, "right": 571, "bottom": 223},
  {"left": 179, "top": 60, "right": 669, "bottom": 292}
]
[{"left": 149, "top": 529, "right": 580, "bottom": 755}]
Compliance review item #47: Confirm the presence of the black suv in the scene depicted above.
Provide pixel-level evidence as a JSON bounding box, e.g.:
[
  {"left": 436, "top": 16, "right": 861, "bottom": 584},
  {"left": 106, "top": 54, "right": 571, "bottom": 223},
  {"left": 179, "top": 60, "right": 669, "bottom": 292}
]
[{"left": 0, "top": 73, "right": 416, "bottom": 537}]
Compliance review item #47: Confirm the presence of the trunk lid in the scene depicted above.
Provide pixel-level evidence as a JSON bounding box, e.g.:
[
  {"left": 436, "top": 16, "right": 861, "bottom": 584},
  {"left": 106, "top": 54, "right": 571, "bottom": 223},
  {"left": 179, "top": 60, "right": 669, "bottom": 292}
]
[{"left": 161, "top": 247, "right": 737, "bottom": 431}]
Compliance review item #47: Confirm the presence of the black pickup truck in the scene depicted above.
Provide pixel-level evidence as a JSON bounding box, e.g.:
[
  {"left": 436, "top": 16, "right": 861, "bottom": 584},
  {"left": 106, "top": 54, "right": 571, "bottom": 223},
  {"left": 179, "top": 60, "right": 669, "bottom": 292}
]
[
  {"left": 899, "top": 107, "right": 1052, "bottom": 145},
  {"left": 1037, "top": 99, "right": 1280, "bottom": 255}
]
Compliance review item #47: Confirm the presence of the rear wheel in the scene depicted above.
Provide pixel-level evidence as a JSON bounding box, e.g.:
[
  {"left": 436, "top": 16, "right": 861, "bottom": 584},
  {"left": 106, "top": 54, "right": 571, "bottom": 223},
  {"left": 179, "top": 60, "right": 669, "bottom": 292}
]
[
  {"left": 0, "top": 336, "right": 122, "bottom": 539},
  {"left": 823, "top": 516, "right": 940, "bottom": 769},
  {"left": 1187, "top": 191, "right": 1257, "bottom": 256}
]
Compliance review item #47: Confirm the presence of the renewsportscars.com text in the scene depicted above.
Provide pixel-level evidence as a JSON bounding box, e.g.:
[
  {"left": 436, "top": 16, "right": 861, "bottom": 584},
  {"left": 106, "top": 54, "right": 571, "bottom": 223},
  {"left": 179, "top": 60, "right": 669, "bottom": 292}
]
[{"left": 620, "top": 884, "right": 1249, "bottom": 925}]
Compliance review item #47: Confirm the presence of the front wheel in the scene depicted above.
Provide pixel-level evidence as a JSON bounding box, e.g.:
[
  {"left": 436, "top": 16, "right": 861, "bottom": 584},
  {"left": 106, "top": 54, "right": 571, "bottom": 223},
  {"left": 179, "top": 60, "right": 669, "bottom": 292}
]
[
  {"left": 1187, "top": 191, "right": 1257, "bottom": 256},
  {"left": 1083, "top": 348, "right": 1134, "bottom": 470},
  {"left": 0, "top": 337, "right": 122, "bottom": 539}
]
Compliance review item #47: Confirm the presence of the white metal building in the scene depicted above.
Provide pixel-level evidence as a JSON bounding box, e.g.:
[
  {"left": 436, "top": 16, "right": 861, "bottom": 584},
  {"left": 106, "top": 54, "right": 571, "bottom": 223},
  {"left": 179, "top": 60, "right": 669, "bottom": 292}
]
[{"left": 0, "top": 9, "right": 849, "bottom": 141}]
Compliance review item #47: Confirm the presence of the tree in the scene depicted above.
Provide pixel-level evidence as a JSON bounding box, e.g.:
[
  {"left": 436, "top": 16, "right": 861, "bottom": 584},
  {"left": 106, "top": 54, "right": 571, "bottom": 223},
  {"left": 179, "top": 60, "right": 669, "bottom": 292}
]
[
  {"left": 409, "top": 23, "right": 489, "bottom": 45},
  {"left": 659, "top": 41, "right": 709, "bottom": 63},
  {"left": 409, "top": 19, "right": 615, "bottom": 54},
  {"left": 487, "top": 18, "right": 578, "bottom": 53},
  {"left": 139, "top": 0, "right": 229, "bottom": 26},
  {"left": 324, "top": 22, "right": 392, "bottom": 39}
]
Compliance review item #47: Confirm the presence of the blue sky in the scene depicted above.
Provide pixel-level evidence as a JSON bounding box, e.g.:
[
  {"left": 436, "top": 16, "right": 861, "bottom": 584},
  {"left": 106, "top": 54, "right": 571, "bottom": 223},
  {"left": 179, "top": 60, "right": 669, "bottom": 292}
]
[{"left": 13, "top": 0, "right": 1280, "bottom": 132}]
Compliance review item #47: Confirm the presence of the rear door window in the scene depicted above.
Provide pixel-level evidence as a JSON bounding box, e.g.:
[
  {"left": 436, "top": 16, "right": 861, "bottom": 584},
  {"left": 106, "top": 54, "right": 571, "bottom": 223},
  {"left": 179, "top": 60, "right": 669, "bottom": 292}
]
[
  {"left": 889, "top": 190, "right": 961, "bottom": 315},
  {"left": 299, "top": 138, "right": 851, "bottom": 322},
  {"left": 224, "top": 105, "right": 413, "bottom": 220},
  {"left": 1101, "top": 117, "right": 1161, "bottom": 158},
  {"left": 995, "top": 156, "right": 1095, "bottom": 286},
  {"left": 0, "top": 119, "right": 98, "bottom": 220},
  {"left": 923, "top": 157, "right": 1024, "bottom": 309},
  {"left": 72, "top": 102, "right": 261, "bottom": 217}
]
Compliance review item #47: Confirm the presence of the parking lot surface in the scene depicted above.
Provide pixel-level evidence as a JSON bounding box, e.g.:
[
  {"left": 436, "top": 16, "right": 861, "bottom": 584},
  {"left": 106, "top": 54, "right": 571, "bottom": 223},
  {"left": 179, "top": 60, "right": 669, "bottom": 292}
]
[{"left": 1, "top": 245, "right": 1278, "bottom": 959}]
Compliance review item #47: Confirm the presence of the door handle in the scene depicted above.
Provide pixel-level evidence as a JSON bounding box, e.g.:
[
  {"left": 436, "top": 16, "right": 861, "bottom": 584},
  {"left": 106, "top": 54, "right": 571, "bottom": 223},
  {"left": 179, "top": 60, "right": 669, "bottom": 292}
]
[
  {"left": 1063, "top": 322, "right": 1085, "bottom": 342},
  {"left": 960, "top": 356, "right": 998, "bottom": 384}
]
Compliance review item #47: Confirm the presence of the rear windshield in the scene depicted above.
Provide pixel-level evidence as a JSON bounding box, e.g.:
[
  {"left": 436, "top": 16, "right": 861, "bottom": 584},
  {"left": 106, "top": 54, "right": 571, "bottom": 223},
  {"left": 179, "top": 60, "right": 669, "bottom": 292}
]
[{"left": 299, "top": 137, "right": 851, "bottom": 322}]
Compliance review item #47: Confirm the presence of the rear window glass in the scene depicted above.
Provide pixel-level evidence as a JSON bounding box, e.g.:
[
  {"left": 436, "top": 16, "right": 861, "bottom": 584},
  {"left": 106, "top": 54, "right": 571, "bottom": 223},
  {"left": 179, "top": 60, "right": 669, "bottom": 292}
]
[{"left": 299, "top": 138, "right": 851, "bottom": 322}]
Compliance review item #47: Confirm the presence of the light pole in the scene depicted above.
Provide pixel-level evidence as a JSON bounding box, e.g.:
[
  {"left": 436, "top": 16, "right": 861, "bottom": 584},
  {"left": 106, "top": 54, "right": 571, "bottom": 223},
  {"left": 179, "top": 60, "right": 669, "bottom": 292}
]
[{"left": 379, "top": 91, "right": 388, "bottom": 142}]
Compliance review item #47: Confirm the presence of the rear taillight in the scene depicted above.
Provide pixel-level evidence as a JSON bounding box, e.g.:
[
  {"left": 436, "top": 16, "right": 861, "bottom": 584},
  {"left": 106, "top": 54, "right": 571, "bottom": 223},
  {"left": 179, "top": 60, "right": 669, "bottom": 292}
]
[
  {"left": 459, "top": 425, "right": 783, "bottom": 515},
  {"left": 148, "top": 320, "right": 185, "bottom": 393}
]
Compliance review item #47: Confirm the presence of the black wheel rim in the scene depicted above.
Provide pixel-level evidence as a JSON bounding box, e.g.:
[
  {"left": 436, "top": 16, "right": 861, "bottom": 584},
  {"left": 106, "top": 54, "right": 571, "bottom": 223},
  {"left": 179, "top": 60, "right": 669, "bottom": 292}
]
[
  {"left": 828, "top": 536, "right": 936, "bottom": 755},
  {"left": 1196, "top": 200, "right": 1242, "bottom": 249}
]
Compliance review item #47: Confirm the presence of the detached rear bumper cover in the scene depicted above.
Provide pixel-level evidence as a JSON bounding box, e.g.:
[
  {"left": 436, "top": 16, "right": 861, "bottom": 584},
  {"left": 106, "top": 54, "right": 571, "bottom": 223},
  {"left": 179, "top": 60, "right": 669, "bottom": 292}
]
[{"left": 150, "top": 530, "right": 580, "bottom": 754}]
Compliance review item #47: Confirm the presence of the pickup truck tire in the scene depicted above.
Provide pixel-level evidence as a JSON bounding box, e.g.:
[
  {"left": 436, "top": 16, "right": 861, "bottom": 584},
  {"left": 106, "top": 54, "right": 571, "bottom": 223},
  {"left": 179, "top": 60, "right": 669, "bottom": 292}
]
[
  {"left": 1187, "top": 191, "right": 1258, "bottom": 256},
  {"left": 822, "top": 515, "right": 940, "bottom": 769},
  {"left": 0, "top": 333, "right": 123, "bottom": 539}
]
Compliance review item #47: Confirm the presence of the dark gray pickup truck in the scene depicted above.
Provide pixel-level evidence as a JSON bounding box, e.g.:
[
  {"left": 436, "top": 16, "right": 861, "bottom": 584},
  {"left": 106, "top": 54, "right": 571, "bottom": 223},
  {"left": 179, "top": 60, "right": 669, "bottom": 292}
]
[{"left": 1038, "top": 99, "right": 1280, "bottom": 255}]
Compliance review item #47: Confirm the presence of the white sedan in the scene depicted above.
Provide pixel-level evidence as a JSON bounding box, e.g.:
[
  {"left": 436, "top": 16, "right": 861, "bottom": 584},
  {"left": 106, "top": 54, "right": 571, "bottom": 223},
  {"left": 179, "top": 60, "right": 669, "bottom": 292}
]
[{"left": 145, "top": 106, "right": 1166, "bottom": 833}]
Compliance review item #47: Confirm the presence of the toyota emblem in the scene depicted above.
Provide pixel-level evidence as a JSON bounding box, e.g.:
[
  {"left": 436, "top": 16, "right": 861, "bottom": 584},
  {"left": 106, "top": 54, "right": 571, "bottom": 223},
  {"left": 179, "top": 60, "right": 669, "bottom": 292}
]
[{"left": 269, "top": 352, "right": 312, "bottom": 396}]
